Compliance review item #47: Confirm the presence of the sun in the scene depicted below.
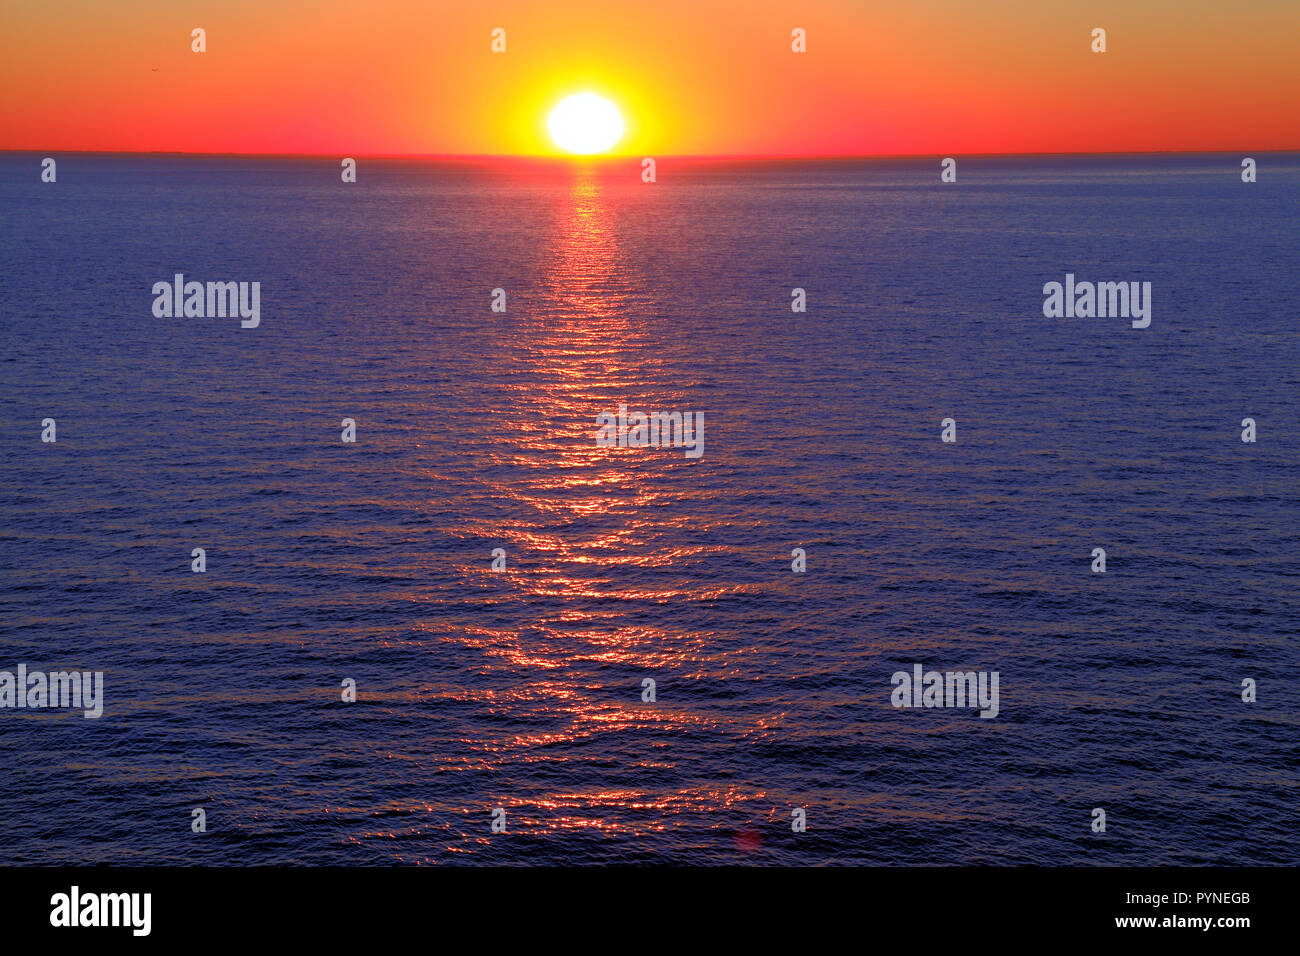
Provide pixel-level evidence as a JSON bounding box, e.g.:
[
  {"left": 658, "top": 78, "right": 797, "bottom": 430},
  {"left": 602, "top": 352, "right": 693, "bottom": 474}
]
[{"left": 548, "top": 93, "right": 625, "bottom": 155}]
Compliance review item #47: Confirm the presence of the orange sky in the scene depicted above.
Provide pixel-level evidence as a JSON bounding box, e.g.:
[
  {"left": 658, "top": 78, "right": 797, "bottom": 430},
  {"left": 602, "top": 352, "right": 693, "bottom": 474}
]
[{"left": 1, "top": 0, "right": 1296, "bottom": 155}]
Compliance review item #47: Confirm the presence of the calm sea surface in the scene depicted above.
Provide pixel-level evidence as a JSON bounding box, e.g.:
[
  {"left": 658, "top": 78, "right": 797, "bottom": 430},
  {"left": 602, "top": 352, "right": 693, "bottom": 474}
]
[{"left": 0, "top": 153, "right": 1296, "bottom": 864}]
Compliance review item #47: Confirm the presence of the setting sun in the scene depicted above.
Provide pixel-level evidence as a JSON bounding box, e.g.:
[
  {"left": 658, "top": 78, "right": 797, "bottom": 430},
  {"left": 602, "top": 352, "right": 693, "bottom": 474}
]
[{"left": 548, "top": 93, "right": 625, "bottom": 155}]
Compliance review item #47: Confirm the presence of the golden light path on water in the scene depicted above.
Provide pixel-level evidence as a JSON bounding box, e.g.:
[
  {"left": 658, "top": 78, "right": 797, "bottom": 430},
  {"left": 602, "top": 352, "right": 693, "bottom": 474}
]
[
  {"left": 337, "top": 165, "right": 814, "bottom": 860},
  {"left": 458, "top": 168, "right": 763, "bottom": 849}
]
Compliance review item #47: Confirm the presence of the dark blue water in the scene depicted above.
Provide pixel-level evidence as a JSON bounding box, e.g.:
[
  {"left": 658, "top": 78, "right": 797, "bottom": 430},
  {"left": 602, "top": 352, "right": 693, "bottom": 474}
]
[{"left": 1, "top": 153, "right": 1296, "bottom": 865}]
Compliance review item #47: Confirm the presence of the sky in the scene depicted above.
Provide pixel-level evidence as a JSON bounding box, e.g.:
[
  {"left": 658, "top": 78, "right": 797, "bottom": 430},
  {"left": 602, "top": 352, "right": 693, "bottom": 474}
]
[{"left": 1, "top": 0, "right": 1297, "bottom": 156}]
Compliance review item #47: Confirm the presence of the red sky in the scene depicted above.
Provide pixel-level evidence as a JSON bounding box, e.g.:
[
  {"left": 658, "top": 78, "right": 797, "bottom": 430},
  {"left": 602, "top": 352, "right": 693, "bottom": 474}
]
[{"left": 1, "top": 0, "right": 1296, "bottom": 156}]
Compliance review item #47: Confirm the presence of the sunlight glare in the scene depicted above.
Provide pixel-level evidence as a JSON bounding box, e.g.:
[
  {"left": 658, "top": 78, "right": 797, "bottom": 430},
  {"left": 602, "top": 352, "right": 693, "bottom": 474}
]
[{"left": 548, "top": 93, "right": 625, "bottom": 155}]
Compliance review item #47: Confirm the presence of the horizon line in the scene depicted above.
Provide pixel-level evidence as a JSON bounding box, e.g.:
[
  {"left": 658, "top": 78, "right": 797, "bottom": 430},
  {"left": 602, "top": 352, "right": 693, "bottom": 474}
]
[{"left": 2, "top": 148, "right": 1296, "bottom": 162}]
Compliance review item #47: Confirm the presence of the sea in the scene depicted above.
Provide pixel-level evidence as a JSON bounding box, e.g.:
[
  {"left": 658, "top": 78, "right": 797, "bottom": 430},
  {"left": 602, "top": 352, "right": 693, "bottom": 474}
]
[{"left": 0, "top": 152, "right": 1296, "bottom": 864}]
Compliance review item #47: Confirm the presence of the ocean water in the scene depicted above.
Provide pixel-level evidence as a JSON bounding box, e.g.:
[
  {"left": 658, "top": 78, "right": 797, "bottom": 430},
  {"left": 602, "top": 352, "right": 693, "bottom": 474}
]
[{"left": 0, "top": 153, "right": 1296, "bottom": 865}]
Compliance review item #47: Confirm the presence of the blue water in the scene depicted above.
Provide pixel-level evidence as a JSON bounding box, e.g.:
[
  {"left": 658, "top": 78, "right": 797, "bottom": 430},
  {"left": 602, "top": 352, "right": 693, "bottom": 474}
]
[{"left": 0, "top": 153, "right": 1296, "bottom": 865}]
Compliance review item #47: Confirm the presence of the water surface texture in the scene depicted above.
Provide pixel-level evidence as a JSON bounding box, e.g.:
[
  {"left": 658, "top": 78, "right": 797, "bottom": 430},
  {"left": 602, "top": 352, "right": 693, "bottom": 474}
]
[{"left": 1, "top": 154, "right": 1297, "bottom": 864}]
